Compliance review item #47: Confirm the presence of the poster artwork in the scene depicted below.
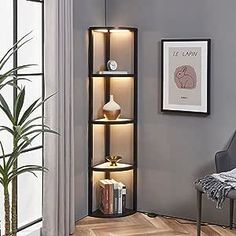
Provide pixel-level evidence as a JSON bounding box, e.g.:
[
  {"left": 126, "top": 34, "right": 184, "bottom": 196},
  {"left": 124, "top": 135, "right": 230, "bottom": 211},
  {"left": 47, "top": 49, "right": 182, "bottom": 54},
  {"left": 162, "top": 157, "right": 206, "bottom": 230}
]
[
  {"left": 161, "top": 39, "right": 210, "bottom": 114},
  {"left": 169, "top": 47, "right": 201, "bottom": 106}
]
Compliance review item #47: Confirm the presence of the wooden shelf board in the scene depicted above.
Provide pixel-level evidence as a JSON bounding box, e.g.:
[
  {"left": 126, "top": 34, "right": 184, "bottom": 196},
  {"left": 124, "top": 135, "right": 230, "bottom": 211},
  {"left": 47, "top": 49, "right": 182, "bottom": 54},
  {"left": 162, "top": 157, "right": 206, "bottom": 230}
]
[
  {"left": 90, "top": 209, "right": 136, "bottom": 218},
  {"left": 90, "top": 26, "right": 137, "bottom": 31},
  {"left": 92, "top": 162, "right": 134, "bottom": 172},
  {"left": 91, "top": 118, "right": 134, "bottom": 125},
  {"left": 91, "top": 74, "right": 135, "bottom": 78}
]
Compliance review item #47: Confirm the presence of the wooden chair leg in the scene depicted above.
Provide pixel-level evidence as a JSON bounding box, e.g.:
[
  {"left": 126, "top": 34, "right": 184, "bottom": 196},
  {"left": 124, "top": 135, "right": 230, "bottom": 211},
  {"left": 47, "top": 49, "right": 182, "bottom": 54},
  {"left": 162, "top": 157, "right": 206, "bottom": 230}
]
[
  {"left": 230, "top": 199, "right": 234, "bottom": 230},
  {"left": 197, "top": 190, "right": 202, "bottom": 236}
]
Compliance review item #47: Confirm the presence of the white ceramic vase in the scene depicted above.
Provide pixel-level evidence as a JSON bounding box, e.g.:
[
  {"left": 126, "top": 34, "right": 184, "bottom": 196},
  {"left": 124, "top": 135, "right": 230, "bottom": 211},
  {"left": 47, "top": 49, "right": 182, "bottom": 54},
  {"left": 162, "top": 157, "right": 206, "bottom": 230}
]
[{"left": 103, "top": 95, "right": 121, "bottom": 120}]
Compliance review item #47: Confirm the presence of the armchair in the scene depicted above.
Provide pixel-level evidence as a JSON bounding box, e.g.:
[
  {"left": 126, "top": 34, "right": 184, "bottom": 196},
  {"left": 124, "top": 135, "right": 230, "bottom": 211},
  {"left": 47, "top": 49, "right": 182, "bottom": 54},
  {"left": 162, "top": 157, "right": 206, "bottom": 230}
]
[{"left": 195, "top": 132, "right": 236, "bottom": 235}]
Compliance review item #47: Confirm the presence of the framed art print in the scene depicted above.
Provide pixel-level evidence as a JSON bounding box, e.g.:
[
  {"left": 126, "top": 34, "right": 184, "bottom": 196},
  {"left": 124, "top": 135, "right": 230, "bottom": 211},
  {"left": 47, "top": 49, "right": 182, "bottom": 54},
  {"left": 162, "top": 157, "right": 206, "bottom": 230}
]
[{"left": 161, "top": 39, "right": 211, "bottom": 114}]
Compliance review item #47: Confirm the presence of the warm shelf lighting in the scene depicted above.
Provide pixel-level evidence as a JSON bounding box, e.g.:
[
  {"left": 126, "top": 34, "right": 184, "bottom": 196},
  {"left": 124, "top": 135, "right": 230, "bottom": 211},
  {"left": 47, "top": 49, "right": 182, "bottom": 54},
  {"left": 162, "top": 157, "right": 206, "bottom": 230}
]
[
  {"left": 92, "top": 77, "right": 133, "bottom": 80},
  {"left": 110, "top": 29, "right": 131, "bottom": 33},
  {"left": 95, "top": 118, "right": 132, "bottom": 122},
  {"left": 93, "top": 29, "right": 131, "bottom": 33},
  {"left": 93, "top": 29, "right": 108, "bottom": 33},
  {"left": 94, "top": 162, "right": 132, "bottom": 169}
]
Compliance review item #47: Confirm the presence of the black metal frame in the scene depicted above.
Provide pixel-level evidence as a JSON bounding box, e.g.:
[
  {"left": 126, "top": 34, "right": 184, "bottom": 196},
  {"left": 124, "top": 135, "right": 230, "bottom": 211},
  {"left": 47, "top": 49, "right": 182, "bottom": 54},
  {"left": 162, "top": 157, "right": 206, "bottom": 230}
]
[
  {"left": 88, "top": 26, "right": 138, "bottom": 218},
  {"left": 161, "top": 39, "right": 211, "bottom": 115},
  {"left": 0, "top": 0, "right": 44, "bottom": 232}
]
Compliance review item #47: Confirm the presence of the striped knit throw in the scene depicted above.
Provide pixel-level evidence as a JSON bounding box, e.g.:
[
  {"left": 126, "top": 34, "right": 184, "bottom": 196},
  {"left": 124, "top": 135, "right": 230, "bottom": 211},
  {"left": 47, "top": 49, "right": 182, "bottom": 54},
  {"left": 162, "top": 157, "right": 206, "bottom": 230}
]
[{"left": 196, "top": 168, "right": 236, "bottom": 208}]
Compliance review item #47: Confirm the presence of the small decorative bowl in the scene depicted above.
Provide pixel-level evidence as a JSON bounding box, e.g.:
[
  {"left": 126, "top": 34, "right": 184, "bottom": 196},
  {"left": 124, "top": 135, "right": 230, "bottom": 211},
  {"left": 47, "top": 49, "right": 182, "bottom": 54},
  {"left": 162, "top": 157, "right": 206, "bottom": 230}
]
[{"left": 105, "top": 155, "right": 122, "bottom": 166}]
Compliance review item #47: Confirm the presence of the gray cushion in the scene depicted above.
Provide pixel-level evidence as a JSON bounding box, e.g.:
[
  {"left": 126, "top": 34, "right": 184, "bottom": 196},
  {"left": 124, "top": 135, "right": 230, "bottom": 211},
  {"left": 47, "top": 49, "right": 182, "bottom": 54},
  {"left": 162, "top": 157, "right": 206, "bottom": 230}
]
[{"left": 195, "top": 183, "right": 236, "bottom": 199}]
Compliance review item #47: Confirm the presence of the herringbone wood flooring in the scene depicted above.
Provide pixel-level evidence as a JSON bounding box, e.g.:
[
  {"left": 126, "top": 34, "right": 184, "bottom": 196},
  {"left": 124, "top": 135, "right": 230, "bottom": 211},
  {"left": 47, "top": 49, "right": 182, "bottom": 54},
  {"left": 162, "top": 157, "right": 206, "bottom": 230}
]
[{"left": 74, "top": 212, "right": 236, "bottom": 236}]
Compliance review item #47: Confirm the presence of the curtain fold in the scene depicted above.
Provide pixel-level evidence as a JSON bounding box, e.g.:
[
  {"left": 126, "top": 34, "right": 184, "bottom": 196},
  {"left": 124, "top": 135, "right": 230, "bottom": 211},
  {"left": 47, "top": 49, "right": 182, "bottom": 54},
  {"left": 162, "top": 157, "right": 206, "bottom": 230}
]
[{"left": 43, "top": 0, "right": 75, "bottom": 235}]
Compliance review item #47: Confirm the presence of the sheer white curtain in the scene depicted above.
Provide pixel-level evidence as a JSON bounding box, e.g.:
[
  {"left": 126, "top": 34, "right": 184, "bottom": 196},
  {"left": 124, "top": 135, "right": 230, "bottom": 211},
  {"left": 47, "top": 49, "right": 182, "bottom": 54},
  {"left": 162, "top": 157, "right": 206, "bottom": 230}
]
[{"left": 43, "top": 0, "right": 75, "bottom": 235}]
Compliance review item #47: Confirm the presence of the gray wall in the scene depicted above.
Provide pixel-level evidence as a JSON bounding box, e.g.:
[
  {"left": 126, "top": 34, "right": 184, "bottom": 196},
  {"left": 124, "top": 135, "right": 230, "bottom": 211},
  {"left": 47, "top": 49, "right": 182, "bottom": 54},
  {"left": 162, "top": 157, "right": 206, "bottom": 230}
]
[
  {"left": 73, "top": 0, "right": 105, "bottom": 220},
  {"left": 107, "top": 0, "right": 236, "bottom": 224}
]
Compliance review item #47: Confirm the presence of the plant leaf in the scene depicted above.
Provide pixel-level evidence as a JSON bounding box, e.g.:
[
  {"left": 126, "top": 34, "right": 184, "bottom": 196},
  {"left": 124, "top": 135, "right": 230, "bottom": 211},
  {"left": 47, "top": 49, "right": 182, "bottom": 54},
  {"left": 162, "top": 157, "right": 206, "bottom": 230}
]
[
  {"left": 17, "top": 133, "right": 41, "bottom": 152},
  {"left": 0, "top": 94, "right": 13, "bottom": 122},
  {"left": 0, "top": 31, "right": 32, "bottom": 68},
  {"left": 31, "top": 92, "right": 57, "bottom": 114},
  {"left": 0, "top": 178, "right": 4, "bottom": 186},
  {"left": 21, "top": 116, "right": 43, "bottom": 130},
  {"left": 21, "top": 124, "right": 50, "bottom": 135},
  {"left": 0, "top": 77, "right": 31, "bottom": 90},
  {"left": 14, "top": 87, "right": 25, "bottom": 124},
  {"left": 0, "top": 126, "right": 14, "bottom": 135},
  {"left": 0, "top": 64, "right": 34, "bottom": 86},
  {"left": 5, "top": 153, "right": 19, "bottom": 172},
  {"left": 0, "top": 141, "right": 6, "bottom": 168},
  {"left": 23, "top": 128, "right": 59, "bottom": 137},
  {"left": 18, "top": 98, "right": 40, "bottom": 125},
  {"left": 9, "top": 165, "right": 46, "bottom": 181},
  {"left": 0, "top": 38, "right": 33, "bottom": 72}
]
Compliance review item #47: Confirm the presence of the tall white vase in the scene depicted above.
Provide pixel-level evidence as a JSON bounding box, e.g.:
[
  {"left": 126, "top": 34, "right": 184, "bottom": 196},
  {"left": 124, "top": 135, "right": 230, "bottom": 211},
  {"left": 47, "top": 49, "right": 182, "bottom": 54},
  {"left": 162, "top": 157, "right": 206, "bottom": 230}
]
[{"left": 103, "top": 95, "right": 121, "bottom": 120}]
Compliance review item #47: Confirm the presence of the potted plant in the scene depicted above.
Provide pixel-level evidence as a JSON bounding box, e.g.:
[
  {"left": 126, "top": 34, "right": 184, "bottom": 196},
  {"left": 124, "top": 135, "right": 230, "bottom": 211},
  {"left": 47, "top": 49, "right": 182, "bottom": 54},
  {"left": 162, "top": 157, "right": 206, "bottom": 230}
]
[{"left": 0, "top": 34, "right": 57, "bottom": 236}]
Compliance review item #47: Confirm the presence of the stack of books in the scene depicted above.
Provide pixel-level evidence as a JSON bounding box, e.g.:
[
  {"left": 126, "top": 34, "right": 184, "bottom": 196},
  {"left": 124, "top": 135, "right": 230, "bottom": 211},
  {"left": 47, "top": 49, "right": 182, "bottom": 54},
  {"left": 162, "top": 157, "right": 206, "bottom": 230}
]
[{"left": 99, "top": 179, "right": 126, "bottom": 215}]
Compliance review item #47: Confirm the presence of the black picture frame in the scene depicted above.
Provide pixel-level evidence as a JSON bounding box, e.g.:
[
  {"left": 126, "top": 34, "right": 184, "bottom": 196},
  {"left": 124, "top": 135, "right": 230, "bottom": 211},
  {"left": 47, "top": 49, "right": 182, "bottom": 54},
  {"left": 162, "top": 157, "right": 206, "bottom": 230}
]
[{"left": 161, "top": 39, "right": 211, "bottom": 115}]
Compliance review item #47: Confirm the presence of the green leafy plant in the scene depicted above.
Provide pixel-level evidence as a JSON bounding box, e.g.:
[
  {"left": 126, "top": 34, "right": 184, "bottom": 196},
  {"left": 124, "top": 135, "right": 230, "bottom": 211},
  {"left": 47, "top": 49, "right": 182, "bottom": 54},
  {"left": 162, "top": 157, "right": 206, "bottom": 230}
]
[
  {"left": 0, "top": 34, "right": 57, "bottom": 236},
  {"left": 0, "top": 141, "right": 44, "bottom": 235},
  {"left": 0, "top": 32, "right": 33, "bottom": 90},
  {"left": 0, "top": 88, "right": 57, "bottom": 236}
]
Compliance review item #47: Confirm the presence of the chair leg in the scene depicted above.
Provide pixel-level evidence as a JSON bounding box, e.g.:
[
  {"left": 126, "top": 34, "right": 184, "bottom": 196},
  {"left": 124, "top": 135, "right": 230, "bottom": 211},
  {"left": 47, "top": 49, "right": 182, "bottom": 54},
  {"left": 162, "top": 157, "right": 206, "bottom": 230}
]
[
  {"left": 197, "top": 190, "right": 202, "bottom": 236},
  {"left": 230, "top": 199, "right": 234, "bottom": 230}
]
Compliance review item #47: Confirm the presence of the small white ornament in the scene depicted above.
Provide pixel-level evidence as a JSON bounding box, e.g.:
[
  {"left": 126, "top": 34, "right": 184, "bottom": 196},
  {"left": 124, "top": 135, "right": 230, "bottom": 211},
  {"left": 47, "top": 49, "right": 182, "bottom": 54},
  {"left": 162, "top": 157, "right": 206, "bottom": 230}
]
[{"left": 107, "top": 60, "right": 118, "bottom": 71}]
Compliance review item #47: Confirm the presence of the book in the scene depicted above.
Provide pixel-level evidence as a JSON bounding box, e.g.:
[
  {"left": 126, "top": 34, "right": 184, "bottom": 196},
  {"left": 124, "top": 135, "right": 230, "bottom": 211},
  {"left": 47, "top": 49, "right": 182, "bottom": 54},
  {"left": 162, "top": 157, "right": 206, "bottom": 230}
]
[
  {"left": 110, "top": 179, "right": 119, "bottom": 214},
  {"left": 99, "top": 179, "right": 110, "bottom": 214},
  {"left": 98, "top": 71, "right": 128, "bottom": 75},
  {"left": 119, "top": 182, "right": 127, "bottom": 213},
  {"left": 107, "top": 180, "right": 114, "bottom": 214},
  {"left": 118, "top": 182, "right": 126, "bottom": 213},
  {"left": 117, "top": 184, "right": 122, "bottom": 214}
]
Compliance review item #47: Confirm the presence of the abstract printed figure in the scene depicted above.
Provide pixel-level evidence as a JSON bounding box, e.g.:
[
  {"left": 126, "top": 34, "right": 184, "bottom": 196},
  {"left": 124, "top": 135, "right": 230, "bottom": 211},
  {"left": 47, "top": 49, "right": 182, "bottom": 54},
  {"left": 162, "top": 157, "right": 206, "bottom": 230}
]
[{"left": 174, "top": 65, "right": 197, "bottom": 89}]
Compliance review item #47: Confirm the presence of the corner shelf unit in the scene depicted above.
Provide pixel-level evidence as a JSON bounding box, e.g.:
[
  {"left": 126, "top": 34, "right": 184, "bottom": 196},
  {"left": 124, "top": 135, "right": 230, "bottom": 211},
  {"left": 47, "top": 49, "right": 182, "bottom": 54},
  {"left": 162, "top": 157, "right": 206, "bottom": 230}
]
[{"left": 88, "top": 26, "right": 138, "bottom": 218}]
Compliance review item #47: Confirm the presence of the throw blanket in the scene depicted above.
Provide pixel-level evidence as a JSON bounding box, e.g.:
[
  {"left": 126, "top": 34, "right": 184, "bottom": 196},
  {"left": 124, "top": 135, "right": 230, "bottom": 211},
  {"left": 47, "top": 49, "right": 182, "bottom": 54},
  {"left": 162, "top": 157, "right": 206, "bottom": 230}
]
[{"left": 196, "top": 168, "right": 236, "bottom": 208}]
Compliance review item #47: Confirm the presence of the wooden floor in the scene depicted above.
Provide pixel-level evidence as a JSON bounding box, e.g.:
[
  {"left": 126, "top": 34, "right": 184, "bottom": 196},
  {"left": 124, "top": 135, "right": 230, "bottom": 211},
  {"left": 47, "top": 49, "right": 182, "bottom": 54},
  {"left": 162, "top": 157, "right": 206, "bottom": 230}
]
[{"left": 74, "top": 212, "right": 236, "bottom": 236}]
